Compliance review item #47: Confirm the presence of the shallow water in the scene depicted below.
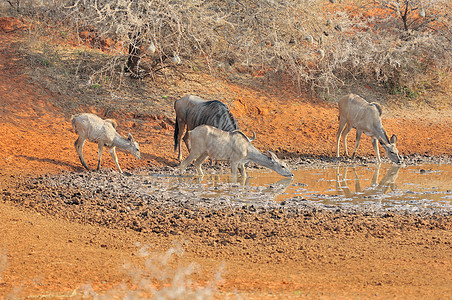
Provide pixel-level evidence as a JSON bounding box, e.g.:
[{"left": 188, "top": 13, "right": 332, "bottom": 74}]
[{"left": 162, "top": 164, "right": 452, "bottom": 210}]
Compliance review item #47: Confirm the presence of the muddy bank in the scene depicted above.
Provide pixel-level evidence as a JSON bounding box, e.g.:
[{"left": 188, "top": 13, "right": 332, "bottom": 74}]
[{"left": 3, "top": 156, "right": 451, "bottom": 250}]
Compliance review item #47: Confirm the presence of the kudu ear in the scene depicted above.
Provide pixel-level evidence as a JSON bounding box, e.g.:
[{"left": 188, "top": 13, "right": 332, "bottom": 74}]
[
  {"left": 390, "top": 134, "right": 397, "bottom": 145},
  {"left": 128, "top": 133, "right": 134, "bottom": 141},
  {"left": 106, "top": 119, "right": 118, "bottom": 129},
  {"left": 249, "top": 130, "right": 256, "bottom": 142},
  {"left": 267, "top": 150, "right": 278, "bottom": 161}
]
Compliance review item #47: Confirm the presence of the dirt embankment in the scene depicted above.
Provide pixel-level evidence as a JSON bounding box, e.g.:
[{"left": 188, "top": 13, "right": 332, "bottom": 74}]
[{"left": 0, "top": 17, "right": 451, "bottom": 299}]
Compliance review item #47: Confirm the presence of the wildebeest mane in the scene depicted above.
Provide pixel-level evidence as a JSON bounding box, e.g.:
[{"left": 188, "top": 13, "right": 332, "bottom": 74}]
[{"left": 187, "top": 100, "right": 238, "bottom": 131}]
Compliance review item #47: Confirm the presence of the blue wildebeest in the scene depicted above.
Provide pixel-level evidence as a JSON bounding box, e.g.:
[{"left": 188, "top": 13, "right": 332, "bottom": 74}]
[
  {"left": 336, "top": 94, "right": 401, "bottom": 163},
  {"left": 174, "top": 95, "right": 239, "bottom": 161}
]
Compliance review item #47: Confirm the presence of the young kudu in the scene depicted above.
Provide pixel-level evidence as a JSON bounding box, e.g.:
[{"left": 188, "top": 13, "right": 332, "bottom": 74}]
[
  {"left": 180, "top": 125, "right": 293, "bottom": 178},
  {"left": 71, "top": 113, "right": 140, "bottom": 173}
]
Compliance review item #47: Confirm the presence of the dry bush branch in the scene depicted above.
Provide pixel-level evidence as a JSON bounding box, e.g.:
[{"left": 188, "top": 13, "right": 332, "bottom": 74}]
[{"left": 6, "top": 0, "right": 452, "bottom": 99}]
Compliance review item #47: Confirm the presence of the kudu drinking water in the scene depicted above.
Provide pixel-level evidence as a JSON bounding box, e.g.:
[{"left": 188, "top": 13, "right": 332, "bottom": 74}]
[
  {"left": 71, "top": 113, "right": 141, "bottom": 173},
  {"left": 174, "top": 95, "right": 239, "bottom": 161},
  {"left": 180, "top": 125, "right": 293, "bottom": 178},
  {"left": 336, "top": 94, "right": 401, "bottom": 163}
]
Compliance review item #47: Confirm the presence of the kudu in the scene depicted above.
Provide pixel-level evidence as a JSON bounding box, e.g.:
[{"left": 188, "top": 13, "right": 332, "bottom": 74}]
[
  {"left": 71, "top": 113, "right": 140, "bottom": 173},
  {"left": 174, "top": 95, "right": 239, "bottom": 161},
  {"left": 336, "top": 94, "right": 401, "bottom": 163},
  {"left": 180, "top": 125, "right": 293, "bottom": 178}
]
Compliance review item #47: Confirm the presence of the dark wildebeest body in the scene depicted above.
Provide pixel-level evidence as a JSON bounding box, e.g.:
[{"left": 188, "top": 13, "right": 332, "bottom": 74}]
[{"left": 174, "top": 95, "right": 238, "bottom": 161}]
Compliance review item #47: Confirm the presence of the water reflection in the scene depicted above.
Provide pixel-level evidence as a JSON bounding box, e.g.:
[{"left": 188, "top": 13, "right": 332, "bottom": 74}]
[
  {"left": 248, "top": 164, "right": 451, "bottom": 209},
  {"left": 142, "top": 163, "right": 451, "bottom": 210},
  {"left": 336, "top": 165, "right": 401, "bottom": 200},
  {"left": 174, "top": 173, "right": 294, "bottom": 199},
  {"left": 261, "top": 176, "right": 294, "bottom": 196},
  {"left": 182, "top": 174, "right": 250, "bottom": 185}
]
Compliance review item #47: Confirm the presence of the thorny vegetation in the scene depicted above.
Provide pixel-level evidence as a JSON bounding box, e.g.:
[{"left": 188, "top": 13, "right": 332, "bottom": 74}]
[{"left": 2, "top": 0, "right": 451, "bottom": 98}]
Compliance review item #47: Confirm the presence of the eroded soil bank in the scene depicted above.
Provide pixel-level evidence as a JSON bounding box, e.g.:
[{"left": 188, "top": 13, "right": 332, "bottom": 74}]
[{"left": 0, "top": 16, "right": 451, "bottom": 299}]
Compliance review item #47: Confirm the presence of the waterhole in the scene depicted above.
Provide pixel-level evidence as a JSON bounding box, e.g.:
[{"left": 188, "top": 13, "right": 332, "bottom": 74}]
[{"left": 149, "top": 164, "right": 451, "bottom": 211}]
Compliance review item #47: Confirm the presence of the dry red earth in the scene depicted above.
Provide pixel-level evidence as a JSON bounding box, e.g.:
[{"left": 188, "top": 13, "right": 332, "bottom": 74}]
[{"left": 0, "top": 17, "right": 451, "bottom": 299}]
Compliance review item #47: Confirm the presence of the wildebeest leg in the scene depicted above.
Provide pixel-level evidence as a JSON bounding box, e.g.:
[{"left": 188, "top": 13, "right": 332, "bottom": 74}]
[
  {"left": 109, "top": 146, "right": 123, "bottom": 173},
  {"left": 336, "top": 117, "right": 347, "bottom": 157},
  {"left": 372, "top": 138, "right": 381, "bottom": 163},
  {"left": 342, "top": 123, "right": 353, "bottom": 157},
  {"left": 194, "top": 152, "right": 209, "bottom": 175},
  {"left": 351, "top": 130, "right": 363, "bottom": 159},
  {"left": 74, "top": 137, "right": 89, "bottom": 170},
  {"left": 176, "top": 119, "right": 187, "bottom": 162}
]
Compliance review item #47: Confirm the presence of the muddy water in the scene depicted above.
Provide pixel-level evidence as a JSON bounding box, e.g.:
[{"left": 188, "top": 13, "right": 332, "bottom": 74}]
[{"left": 163, "top": 164, "right": 452, "bottom": 211}]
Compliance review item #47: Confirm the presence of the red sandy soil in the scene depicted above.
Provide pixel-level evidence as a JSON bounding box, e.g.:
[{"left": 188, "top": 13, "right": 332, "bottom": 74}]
[{"left": 0, "top": 17, "right": 451, "bottom": 299}]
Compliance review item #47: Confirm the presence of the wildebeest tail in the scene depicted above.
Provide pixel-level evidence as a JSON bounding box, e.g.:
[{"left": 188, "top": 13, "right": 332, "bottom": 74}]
[{"left": 174, "top": 116, "right": 180, "bottom": 152}]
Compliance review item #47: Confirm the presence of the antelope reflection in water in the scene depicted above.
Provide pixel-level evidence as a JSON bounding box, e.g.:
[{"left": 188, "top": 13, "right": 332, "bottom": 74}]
[
  {"left": 336, "top": 165, "right": 401, "bottom": 201},
  {"left": 177, "top": 173, "right": 294, "bottom": 198}
]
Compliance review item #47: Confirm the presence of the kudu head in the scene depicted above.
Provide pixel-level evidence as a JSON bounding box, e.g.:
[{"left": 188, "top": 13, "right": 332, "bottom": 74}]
[
  {"left": 128, "top": 133, "right": 141, "bottom": 159},
  {"left": 382, "top": 134, "right": 401, "bottom": 164},
  {"left": 266, "top": 151, "right": 294, "bottom": 177}
]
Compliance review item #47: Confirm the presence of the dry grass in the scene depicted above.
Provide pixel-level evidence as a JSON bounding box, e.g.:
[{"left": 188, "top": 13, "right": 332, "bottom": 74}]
[{"left": 2, "top": 0, "right": 451, "bottom": 106}]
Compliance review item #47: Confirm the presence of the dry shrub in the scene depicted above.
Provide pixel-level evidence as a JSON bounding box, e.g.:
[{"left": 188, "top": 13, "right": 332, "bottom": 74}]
[
  {"left": 332, "top": 0, "right": 452, "bottom": 97},
  {"left": 4, "top": 0, "right": 451, "bottom": 99}
]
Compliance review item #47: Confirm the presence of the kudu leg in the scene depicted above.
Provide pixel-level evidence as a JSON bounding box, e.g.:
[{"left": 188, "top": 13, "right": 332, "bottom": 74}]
[
  {"left": 238, "top": 163, "right": 247, "bottom": 177},
  {"left": 97, "top": 143, "right": 104, "bottom": 171},
  {"left": 109, "top": 146, "right": 123, "bottom": 173},
  {"left": 342, "top": 123, "right": 353, "bottom": 157},
  {"left": 180, "top": 149, "right": 202, "bottom": 174},
  {"left": 372, "top": 138, "right": 381, "bottom": 163},
  {"left": 336, "top": 118, "right": 347, "bottom": 157},
  {"left": 193, "top": 152, "right": 209, "bottom": 175},
  {"left": 351, "top": 130, "right": 363, "bottom": 159},
  {"left": 231, "top": 161, "right": 240, "bottom": 178},
  {"left": 75, "top": 137, "right": 90, "bottom": 170}
]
